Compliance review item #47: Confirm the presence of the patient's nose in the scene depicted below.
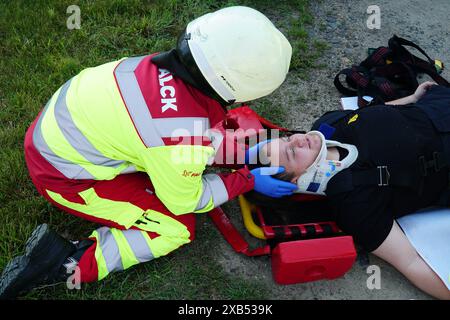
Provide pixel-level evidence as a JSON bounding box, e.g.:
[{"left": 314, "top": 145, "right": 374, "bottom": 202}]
[{"left": 291, "top": 135, "right": 307, "bottom": 148}]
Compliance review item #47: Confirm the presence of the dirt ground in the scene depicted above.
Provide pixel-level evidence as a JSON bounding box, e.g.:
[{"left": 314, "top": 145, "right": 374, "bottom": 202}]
[{"left": 216, "top": 0, "right": 450, "bottom": 300}]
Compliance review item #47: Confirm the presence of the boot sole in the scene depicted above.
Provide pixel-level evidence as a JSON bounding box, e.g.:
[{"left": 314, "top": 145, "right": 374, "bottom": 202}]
[
  {"left": 0, "top": 256, "right": 30, "bottom": 299},
  {"left": 0, "top": 224, "right": 68, "bottom": 299},
  {"left": 25, "top": 224, "right": 50, "bottom": 258}
]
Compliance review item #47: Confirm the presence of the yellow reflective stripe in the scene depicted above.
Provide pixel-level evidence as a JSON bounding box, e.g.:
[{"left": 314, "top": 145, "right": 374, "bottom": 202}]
[
  {"left": 40, "top": 59, "right": 147, "bottom": 180},
  {"left": 194, "top": 197, "right": 214, "bottom": 214},
  {"left": 146, "top": 234, "right": 191, "bottom": 258},
  {"left": 135, "top": 210, "right": 190, "bottom": 238},
  {"left": 139, "top": 229, "right": 190, "bottom": 258},
  {"left": 67, "top": 59, "right": 145, "bottom": 163},
  {"left": 133, "top": 210, "right": 191, "bottom": 257},
  {"left": 139, "top": 145, "right": 215, "bottom": 215},
  {"left": 33, "top": 91, "right": 95, "bottom": 179},
  {"left": 46, "top": 188, "right": 144, "bottom": 229},
  {"left": 110, "top": 229, "right": 139, "bottom": 270},
  {"left": 194, "top": 174, "right": 229, "bottom": 212},
  {"left": 41, "top": 87, "right": 112, "bottom": 180},
  {"left": 141, "top": 231, "right": 155, "bottom": 254},
  {"left": 90, "top": 230, "right": 109, "bottom": 280}
]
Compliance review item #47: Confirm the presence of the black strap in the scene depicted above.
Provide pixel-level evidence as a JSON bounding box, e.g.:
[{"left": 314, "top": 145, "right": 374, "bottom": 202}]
[
  {"left": 389, "top": 35, "right": 450, "bottom": 87},
  {"left": 389, "top": 35, "right": 435, "bottom": 65},
  {"left": 289, "top": 226, "right": 302, "bottom": 238},
  {"left": 326, "top": 154, "right": 447, "bottom": 197},
  {"left": 351, "top": 165, "right": 420, "bottom": 190},
  {"left": 272, "top": 227, "right": 286, "bottom": 240},
  {"left": 334, "top": 68, "right": 359, "bottom": 96},
  {"left": 319, "top": 223, "right": 334, "bottom": 236},
  {"left": 304, "top": 225, "right": 316, "bottom": 237},
  {"left": 360, "top": 46, "right": 391, "bottom": 69}
]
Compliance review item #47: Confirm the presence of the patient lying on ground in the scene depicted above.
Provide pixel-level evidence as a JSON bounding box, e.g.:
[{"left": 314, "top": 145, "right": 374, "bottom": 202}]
[{"left": 258, "top": 82, "right": 450, "bottom": 299}]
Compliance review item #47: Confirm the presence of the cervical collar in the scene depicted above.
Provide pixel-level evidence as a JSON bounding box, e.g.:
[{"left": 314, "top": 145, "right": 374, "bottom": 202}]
[{"left": 295, "top": 131, "right": 358, "bottom": 195}]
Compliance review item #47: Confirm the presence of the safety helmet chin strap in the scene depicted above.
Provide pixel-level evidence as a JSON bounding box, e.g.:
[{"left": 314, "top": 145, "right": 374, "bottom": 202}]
[{"left": 295, "top": 131, "right": 359, "bottom": 195}]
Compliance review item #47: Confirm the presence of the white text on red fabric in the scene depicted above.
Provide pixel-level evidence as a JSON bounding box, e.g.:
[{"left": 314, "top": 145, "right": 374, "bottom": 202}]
[{"left": 158, "top": 68, "right": 178, "bottom": 112}]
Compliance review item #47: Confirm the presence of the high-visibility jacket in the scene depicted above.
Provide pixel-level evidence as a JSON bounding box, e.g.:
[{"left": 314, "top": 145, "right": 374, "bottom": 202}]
[{"left": 32, "top": 54, "right": 254, "bottom": 227}]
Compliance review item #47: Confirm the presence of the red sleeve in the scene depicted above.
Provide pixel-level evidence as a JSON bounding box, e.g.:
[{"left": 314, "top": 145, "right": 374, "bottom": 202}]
[
  {"left": 217, "top": 166, "right": 255, "bottom": 201},
  {"left": 208, "top": 118, "right": 252, "bottom": 169}
]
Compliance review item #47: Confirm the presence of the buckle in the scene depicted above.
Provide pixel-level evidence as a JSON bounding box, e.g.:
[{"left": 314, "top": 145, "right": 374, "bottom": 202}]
[
  {"left": 433, "top": 152, "right": 444, "bottom": 172},
  {"left": 419, "top": 153, "right": 445, "bottom": 177},
  {"left": 377, "top": 166, "right": 390, "bottom": 186},
  {"left": 419, "top": 155, "right": 427, "bottom": 177}
]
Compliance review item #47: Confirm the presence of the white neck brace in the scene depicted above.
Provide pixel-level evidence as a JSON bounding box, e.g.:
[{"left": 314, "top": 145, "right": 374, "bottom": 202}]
[{"left": 295, "top": 131, "right": 358, "bottom": 195}]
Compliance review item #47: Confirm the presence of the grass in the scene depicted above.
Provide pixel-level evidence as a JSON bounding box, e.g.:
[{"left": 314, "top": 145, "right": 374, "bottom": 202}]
[{"left": 0, "top": 0, "right": 327, "bottom": 299}]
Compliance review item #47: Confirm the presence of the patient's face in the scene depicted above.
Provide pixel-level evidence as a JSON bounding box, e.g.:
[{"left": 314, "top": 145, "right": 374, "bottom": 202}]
[{"left": 261, "top": 133, "right": 322, "bottom": 183}]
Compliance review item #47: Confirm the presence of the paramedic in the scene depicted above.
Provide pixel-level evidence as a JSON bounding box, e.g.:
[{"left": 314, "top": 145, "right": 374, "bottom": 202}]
[{"left": 0, "top": 6, "right": 297, "bottom": 299}]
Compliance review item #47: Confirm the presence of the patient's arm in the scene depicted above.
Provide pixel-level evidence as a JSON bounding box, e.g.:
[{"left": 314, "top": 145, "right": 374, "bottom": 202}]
[
  {"left": 385, "top": 81, "right": 437, "bottom": 105},
  {"left": 372, "top": 221, "right": 450, "bottom": 300},
  {"left": 385, "top": 95, "right": 416, "bottom": 105}
]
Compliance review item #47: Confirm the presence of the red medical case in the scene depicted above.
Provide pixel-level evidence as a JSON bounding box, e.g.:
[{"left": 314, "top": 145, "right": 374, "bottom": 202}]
[{"left": 209, "top": 105, "right": 357, "bottom": 285}]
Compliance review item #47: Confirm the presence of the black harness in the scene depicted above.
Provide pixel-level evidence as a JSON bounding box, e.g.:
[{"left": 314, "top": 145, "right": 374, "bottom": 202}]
[
  {"left": 334, "top": 35, "right": 450, "bottom": 108},
  {"left": 325, "top": 151, "right": 448, "bottom": 198}
]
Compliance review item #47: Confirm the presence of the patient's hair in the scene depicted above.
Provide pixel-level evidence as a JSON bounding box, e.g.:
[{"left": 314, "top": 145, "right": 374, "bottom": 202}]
[{"left": 267, "top": 161, "right": 296, "bottom": 182}]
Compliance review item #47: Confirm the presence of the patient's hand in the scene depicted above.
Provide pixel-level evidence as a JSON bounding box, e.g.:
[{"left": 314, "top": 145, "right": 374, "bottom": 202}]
[{"left": 412, "top": 81, "right": 437, "bottom": 103}]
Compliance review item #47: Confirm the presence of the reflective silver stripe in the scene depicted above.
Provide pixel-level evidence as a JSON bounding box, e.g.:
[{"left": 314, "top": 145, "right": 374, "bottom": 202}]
[
  {"left": 97, "top": 227, "right": 124, "bottom": 273},
  {"left": 54, "top": 79, "right": 125, "bottom": 168},
  {"left": 195, "top": 182, "right": 211, "bottom": 211},
  {"left": 32, "top": 99, "right": 95, "bottom": 179},
  {"left": 198, "top": 174, "right": 229, "bottom": 209},
  {"left": 120, "top": 165, "right": 137, "bottom": 175},
  {"left": 122, "top": 230, "right": 154, "bottom": 263},
  {"left": 152, "top": 117, "right": 210, "bottom": 138},
  {"left": 114, "top": 56, "right": 164, "bottom": 147}
]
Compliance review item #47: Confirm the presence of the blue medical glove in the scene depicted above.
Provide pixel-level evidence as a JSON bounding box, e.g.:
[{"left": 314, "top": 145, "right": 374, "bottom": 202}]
[
  {"left": 245, "top": 139, "right": 271, "bottom": 164},
  {"left": 250, "top": 167, "right": 298, "bottom": 198}
]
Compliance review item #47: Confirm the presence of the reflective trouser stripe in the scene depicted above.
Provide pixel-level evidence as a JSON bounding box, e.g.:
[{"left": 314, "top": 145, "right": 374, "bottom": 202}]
[
  {"left": 90, "top": 225, "right": 189, "bottom": 280},
  {"left": 91, "top": 230, "right": 109, "bottom": 280},
  {"left": 122, "top": 230, "right": 154, "bottom": 263},
  {"left": 46, "top": 188, "right": 144, "bottom": 229},
  {"left": 96, "top": 227, "right": 124, "bottom": 276},
  {"left": 46, "top": 187, "right": 191, "bottom": 280},
  {"left": 110, "top": 229, "right": 139, "bottom": 270},
  {"left": 195, "top": 174, "right": 229, "bottom": 212}
]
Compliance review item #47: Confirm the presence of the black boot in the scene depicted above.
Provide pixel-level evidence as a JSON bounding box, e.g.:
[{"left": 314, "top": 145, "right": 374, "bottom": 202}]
[{"left": 0, "top": 224, "right": 92, "bottom": 299}]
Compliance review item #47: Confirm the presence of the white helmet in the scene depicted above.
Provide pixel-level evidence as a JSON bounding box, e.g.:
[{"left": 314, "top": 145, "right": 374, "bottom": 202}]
[
  {"left": 295, "top": 131, "right": 359, "bottom": 195},
  {"left": 185, "top": 6, "right": 292, "bottom": 103}
]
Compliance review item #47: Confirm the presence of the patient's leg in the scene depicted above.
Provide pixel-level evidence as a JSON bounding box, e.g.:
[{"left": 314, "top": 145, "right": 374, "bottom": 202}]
[{"left": 371, "top": 221, "right": 450, "bottom": 300}]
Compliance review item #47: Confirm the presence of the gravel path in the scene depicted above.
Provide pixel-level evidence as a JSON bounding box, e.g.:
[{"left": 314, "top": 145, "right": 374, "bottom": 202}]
[{"left": 216, "top": 0, "right": 450, "bottom": 300}]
